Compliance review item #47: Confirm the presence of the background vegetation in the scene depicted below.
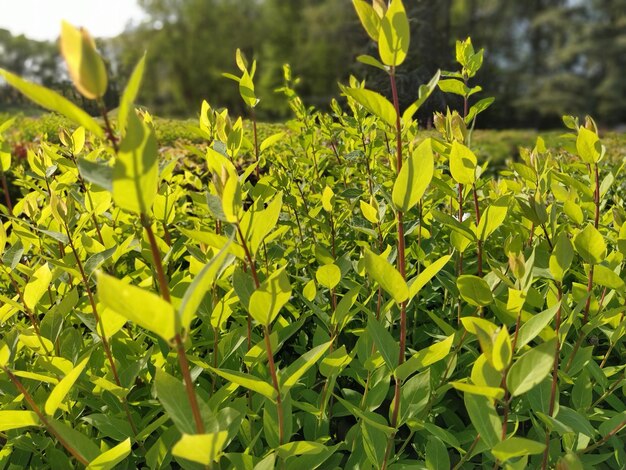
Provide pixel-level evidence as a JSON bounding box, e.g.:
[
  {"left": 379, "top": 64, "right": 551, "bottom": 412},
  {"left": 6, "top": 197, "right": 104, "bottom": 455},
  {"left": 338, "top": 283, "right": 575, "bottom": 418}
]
[{"left": 1, "top": 0, "right": 626, "bottom": 128}]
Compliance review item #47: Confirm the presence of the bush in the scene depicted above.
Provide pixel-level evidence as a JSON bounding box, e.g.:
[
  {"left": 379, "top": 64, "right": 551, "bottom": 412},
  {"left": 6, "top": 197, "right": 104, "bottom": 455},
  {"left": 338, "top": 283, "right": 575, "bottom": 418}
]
[{"left": 0, "top": 1, "right": 625, "bottom": 468}]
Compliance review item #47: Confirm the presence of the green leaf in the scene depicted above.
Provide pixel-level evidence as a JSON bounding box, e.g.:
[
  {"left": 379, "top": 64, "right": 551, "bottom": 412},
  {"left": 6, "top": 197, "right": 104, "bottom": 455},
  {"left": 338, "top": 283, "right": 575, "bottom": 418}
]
[
  {"left": 0, "top": 410, "right": 40, "bottom": 432},
  {"left": 280, "top": 342, "right": 331, "bottom": 393},
  {"left": 320, "top": 345, "right": 352, "bottom": 377},
  {"left": 352, "top": 0, "right": 381, "bottom": 41},
  {"left": 77, "top": 159, "right": 113, "bottom": 192},
  {"left": 240, "top": 192, "right": 283, "bottom": 255},
  {"left": 492, "top": 327, "right": 512, "bottom": 372},
  {"left": 407, "top": 255, "right": 451, "bottom": 300},
  {"left": 360, "top": 200, "right": 379, "bottom": 223},
  {"left": 464, "top": 393, "right": 501, "bottom": 447},
  {"left": 515, "top": 303, "right": 559, "bottom": 351},
  {"left": 118, "top": 53, "right": 146, "bottom": 135},
  {"left": 357, "top": 54, "right": 387, "bottom": 71},
  {"left": 450, "top": 381, "right": 504, "bottom": 399},
  {"left": 398, "top": 369, "right": 430, "bottom": 425},
  {"left": 154, "top": 368, "right": 197, "bottom": 434},
  {"left": 363, "top": 248, "right": 408, "bottom": 303},
  {"left": 249, "top": 269, "right": 292, "bottom": 326},
  {"left": 45, "top": 355, "right": 90, "bottom": 416},
  {"left": 425, "top": 436, "right": 450, "bottom": 470},
  {"left": 172, "top": 432, "right": 229, "bottom": 465},
  {"left": 332, "top": 286, "right": 361, "bottom": 331},
  {"left": 396, "top": 335, "right": 454, "bottom": 381},
  {"left": 48, "top": 419, "right": 100, "bottom": 462},
  {"left": 0, "top": 69, "right": 104, "bottom": 138},
  {"left": 207, "top": 366, "right": 276, "bottom": 400},
  {"left": 60, "top": 21, "right": 108, "bottom": 99},
  {"left": 576, "top": 127, "right": 600, "bottom": 164},
  {"left": 378, "top": 0, "right": 410, "bottom": 67},
  {"left": 438, "top": 79, "right": 467, "bottom": 96},
  {"left": 179, "top": 240, "right": 232, "bottom": 331},
  {"left": 449, "top": 141, "right": 477, "bottom": 185},
  {"left": 491, "top": 437, "right": 545, "bottom": 462},
  {"left": 506, "top": 339, "right": 556, "bottom": 396},
  {"left": 24, "top": 263, "right": 52, "bottom": 310},
  {"left": 315, "top": 264, "right": 341, "bottom": 290},
  {"left": 593, "top": 264, "right": 624, "bottom": 290},
  {"left": 303, "top": 280, "right": 316, "bottom": 301},
  {"left": 574, "top": 224, "right": 606, "bottom": 265},
  {"left": 366, "top": 314, "right": 399, "bottom": 371},
  {"left": 113, "top": 110, "right": 158, "bottom": 215},
  {"left": 476, "top": 197, "right": 508, "bottom": 241},
  {"left": 86, "top": 439, "right": 132, "bottom": 470},
  {"left": 392, "top": 138, "right": 434, "bottom": 212},
  {"left": 457, "top": 275, "right": 493, "bottom": 306},
  {"left": 341, "top": 86, "right": 396, "bottom": 127},
  {"left": 549, "top": 232, "right": 574, "bottom": 282},
  {"left": 97, "top": 272, "right": 176, "bottom": 341},
  {"left": 239, "top": 70, "right": 259, "bottom": 108}
]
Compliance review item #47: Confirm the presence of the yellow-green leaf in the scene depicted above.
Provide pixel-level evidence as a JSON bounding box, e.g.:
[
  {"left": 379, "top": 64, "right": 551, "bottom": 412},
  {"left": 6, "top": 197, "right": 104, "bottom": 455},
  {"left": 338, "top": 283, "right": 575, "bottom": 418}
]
[
  {"left": 316, "top": 264, "right": 341, "bottom": 290},
  {"left": 45, "top": 355, "right": 90, "bottom": 416},
  {"left": 249, "top": 269, "right": 292, "bottom": 326},
  {"left": 352, "top": 0, "right": 381, "bottom": 41},
  {"left": 392, "top": 138, "right": 434, "bottom": 212},
  {"left": 97, "top": 272, "right": 176, "bottom": 341},
  {"left": 341, "top": 86, "right": 396, "bottom": 127},
  {"left": 378, "top": 0, "right": 410, "bottom": 67},
  {"left": 0, "top": 410, "right": 40, "bottom": 432},
  {"left": 574, "top": 224, "right": 605, "bottom": 265},
  {"left": 457, "top": 275, "right": 493, "bottom": 306},
  {"left": 491, "top": 437, "right": 545, "bottom": 462},
  {"left": 0, "top": 69, "right": 104, "bottom": 138},
  {"left": 60, "top": 21, "right": 108, "bottom": 99},
  {"left": 363, "top": 248, "right": 408, "bottom": 303},
  {"left": 113, "top": 111, "right": 158, "bottom": 215},
  {"left": 449, "top": 141, "right": 477, "bottom": 185},
  {"left": 87, "top": 438, "right": 132, "bottom": 470},
  {"left": 172, "top": 432, "right": 229, "bottom": 465},
  {"left": 207, "top": 366, "right": 276, "bottom": 400},
  {"left": 24, "top": 264, "right": 52, "bottom": 311},
  {"left": 576, "top": 127, "right": 600, "bottom": 164}
]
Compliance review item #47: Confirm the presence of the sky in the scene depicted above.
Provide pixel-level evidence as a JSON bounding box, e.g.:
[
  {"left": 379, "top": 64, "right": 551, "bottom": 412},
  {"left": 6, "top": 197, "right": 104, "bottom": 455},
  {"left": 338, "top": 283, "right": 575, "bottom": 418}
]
[{"left": 0, "top": 0, "right": 146, "bottom": 41}]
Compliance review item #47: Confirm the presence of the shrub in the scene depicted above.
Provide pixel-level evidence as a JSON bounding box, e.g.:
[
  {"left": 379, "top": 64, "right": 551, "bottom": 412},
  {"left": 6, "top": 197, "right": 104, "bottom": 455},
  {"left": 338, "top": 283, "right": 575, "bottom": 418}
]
[{"left": 0, "top": 1, "right": 625, "bottom": 468}]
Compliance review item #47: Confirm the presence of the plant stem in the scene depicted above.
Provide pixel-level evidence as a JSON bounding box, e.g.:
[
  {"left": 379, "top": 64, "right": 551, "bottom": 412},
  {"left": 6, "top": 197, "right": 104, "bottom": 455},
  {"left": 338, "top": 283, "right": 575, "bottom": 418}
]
[
  {"left": 0, "top": 168, "right": 13, "bottom": 216},
  {"left": 236, "top": 222, "right": 259, "bottom": 349},
  {"left": 472, "top": 183, "right": 482, "bottom": 277},
  {"left": 3, "top": 366, "right": 89, "bottom": 466},
  {"left": 141, "top": 213, "right": 205, "bottom": 434},
  {"left": 264, "top": 325, "right": 284, "bottom": 445},
  {"left": 452, "top": 433, "right": 481, "bottom": 470},
  {"left": 382, "top": 66, "right": 407, "bottom": 470},
  {"left": 251, "top": 108, "right": 260, "bottom": 179}
]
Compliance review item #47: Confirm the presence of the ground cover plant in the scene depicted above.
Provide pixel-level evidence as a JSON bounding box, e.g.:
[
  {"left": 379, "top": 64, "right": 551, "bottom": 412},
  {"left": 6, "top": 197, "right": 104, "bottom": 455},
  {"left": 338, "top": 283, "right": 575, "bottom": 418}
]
[{"left": 1, "top": 1, "right": 626, "bottom": 468}]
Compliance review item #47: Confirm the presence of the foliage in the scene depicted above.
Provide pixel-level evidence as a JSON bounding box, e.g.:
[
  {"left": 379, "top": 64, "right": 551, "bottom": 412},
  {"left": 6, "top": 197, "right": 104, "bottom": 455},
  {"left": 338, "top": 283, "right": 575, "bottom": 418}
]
[{"left": 1, "top": 4, "right": 626, "bottom": 469}]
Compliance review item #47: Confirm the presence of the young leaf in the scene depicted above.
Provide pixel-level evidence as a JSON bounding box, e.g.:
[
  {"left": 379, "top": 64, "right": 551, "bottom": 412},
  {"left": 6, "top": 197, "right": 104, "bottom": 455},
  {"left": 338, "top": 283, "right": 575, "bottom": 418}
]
[
  {"left": 476, "top": 197, "right": 508, "bottom": 241},
  {"left": 117, "top": 53, "right": 146, "bottom": 135},
  {"left": 352, "top": 0, "right": 381, "bottom": 41},
  {"left": 392, "top": 138, "right": 434, "bottom": 212},
  {"left": 24, "top": 263, "right": 52, "bottom": 310},
  {"left": 97, "top": 273, "right": 176, "bottom": 341},
  {"left": 378, "top": 0, "right": 410, "bottom": 67},
  {"left": 86, "top": 438, "right": 132, "bottom": 470},
  {"left": 407, "top": 254, "right": 452, "bottom": 300},
  {"left": 576, "top": 127, "right": 600, "bottom": 164},
  {"left": 207, "top": 366, "right": 276, "bottom": 400},
  {"left": 363, "top": 248, "right": 408, "bottom": 303},
  {"left": 60, "top": 22, "right": 108, "bottom": 99},
  {"left": 491, "top": 437, "right": 545, "bottom": 462},
  {"left": 172, "top": 432, "right": 229, "bottom": 465},
  {"left": 45, "top": 355, "right": 90, "bottom": 416},
  {"left": 316, "top": 264, "right": 341, "bottom": 290},
  {"left": 549, "top": 232, "right": 574, "bottom": 282},
  {"left": 506, "top": 339, "right": 556, "bottom": 396},
  {"left": 0, "top": 410, "right": 40, "bottom": 432},
  {"left": 113, "top": 111, "right": 158, "bottom": 215},
  {"left": 593, "top": 264, "right": 624, "bottom": 290},
  {"left": 179, "top": 242, "right": 233, "bottom": 332},
  {"left": 249, "top": 269, "right": 292, "bottom": 326},
  {"left": 0, "top": 69, "right": 104, "bottom": 138},
  {"left": 457, "top": 275, "right": 493, "bottom": 306},
  {"left": 340, "top": 86, "right": 396, "bottom": 127},
  {"left": 574, "top": 224, "right": 605, "bottom": 265},
  {"left": 280, "top": 342, "right": 331, "bottom": 393},
  {"left": 360, "top": 200, "right": 379, "bottom": 224},
  {"left": 449, "top": 141, "right": 477, "bottom": 185}
]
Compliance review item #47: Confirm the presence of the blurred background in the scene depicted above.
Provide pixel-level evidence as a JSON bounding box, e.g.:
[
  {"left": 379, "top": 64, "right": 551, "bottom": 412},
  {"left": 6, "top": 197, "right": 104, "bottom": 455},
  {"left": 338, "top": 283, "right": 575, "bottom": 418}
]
[{"left": 1, "top": 0, "right": 625, "bottom": 130}]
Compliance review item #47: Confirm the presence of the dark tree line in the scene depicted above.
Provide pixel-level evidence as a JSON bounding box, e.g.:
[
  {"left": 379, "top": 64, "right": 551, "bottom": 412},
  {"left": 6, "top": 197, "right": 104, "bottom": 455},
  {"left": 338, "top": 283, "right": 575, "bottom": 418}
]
[{"left": 2, "top": 0, "right": 626, "bottom": 128}]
